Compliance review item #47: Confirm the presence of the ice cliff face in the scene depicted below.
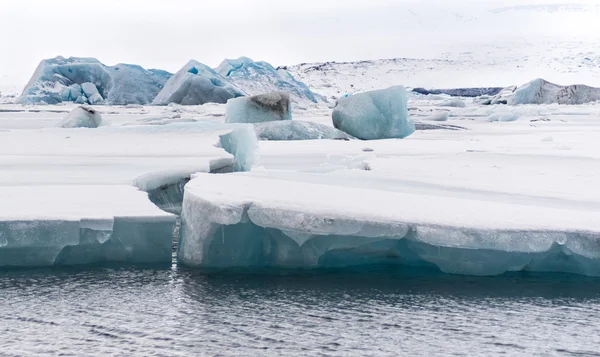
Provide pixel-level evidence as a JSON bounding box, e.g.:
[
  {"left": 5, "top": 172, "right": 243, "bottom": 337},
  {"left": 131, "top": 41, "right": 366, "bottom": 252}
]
[
  {"left": 19, "top": 57, "right": 171, "bottom": 105},
  {"left": 217, "top": 57, "right": 325, "bottom": 104}
]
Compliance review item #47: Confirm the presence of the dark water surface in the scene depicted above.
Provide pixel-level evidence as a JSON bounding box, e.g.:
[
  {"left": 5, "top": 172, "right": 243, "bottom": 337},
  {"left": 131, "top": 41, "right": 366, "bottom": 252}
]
[{"left": 1, "top": 261, "right": 600, "bottom": 356}]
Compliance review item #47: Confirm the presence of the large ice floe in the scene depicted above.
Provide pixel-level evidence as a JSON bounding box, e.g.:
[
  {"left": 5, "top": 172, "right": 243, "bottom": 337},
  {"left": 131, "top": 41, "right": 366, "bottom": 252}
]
[
  {"left": 177, "top": 106, "right": 600, "bottom": 276},
  {"left": 152, "top": 60, "right": 244, "bottom": 105},
  {"left": 216, "top": 57, "right": 325, "bottom": 104},
  {"left": 332, "top": 86, "right": 415, "bottom": 140},
  {"left": 0, "top": 110, "right": 255, "bottom": 267},
  {"left": 226, "top": 92, "right": 292, "bottom": 124},
  {"left": 19, "top": 57, "right": 171, "bottom": 105}
]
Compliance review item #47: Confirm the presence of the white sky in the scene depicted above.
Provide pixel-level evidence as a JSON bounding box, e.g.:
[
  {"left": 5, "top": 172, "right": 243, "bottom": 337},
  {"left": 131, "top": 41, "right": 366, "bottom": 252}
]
[{"left": 1, "top": 0, "right": 600, "bottom": 90}]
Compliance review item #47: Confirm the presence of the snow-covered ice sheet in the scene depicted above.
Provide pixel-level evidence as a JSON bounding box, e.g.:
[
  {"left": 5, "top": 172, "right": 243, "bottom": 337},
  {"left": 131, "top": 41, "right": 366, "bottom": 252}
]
[
  {"left": 180, "top": 110, "right": 600, "bottom": 276},
  {"left": 0, "top": 107, "right": 242, "bottom": 267}
]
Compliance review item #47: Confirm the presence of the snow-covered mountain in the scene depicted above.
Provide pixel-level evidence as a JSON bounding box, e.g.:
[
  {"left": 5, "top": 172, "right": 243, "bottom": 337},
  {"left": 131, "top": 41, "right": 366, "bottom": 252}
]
[{"left": 284, "top": 39, "right": 600, "bottom": 101}]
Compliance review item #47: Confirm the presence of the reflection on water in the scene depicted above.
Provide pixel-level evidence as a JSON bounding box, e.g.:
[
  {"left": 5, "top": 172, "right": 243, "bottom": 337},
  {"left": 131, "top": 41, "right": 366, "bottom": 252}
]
[{"left": 1, "top": 263, "right": 600, "bottom": 356}]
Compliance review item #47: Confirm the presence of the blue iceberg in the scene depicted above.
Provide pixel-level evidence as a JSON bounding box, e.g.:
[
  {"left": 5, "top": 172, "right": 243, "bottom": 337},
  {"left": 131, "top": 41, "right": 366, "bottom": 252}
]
[
  {"left": 153, "top": 60, "right": 245, "bottom": 106},
  {"left": 332, "top": 86, "right": 415, "bottom": 140},
  {"left": 20, "top": 57, "right": 171, "bottom": 105},
  {"left": 226, "top": 92, "right": 292, "bottom": 124},
  {"left": 216, "top": 57, "right": 325, "bottom": 104}
]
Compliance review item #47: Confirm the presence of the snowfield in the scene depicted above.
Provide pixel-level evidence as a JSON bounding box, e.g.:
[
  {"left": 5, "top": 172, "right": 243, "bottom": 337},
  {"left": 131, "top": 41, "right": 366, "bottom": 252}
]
[{"left": 1, "top": 94, "right": 599, "bottom": 274}]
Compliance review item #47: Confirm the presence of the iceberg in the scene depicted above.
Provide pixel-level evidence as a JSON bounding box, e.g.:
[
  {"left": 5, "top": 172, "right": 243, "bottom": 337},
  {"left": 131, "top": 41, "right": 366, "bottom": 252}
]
[
  {"left": 20, "top": 57, "right": 171, "bottom": 105},
  {"left": 179, "top": 173, "right": 600, "bottom": 276},
  {"left": 153, "top": 60, "right": 244, "bottom": 106},
  {"left": 254, "top": 121, "right": 354, "bottom": 141},
  {"left": 508, "top": 79, "right": 600, "bottom": 105},
  {"left": 57, "top": 106, "right": 103, "bottom": 128},
  {"left": 216, "top": 57, "right": 325, "bottom": 104},
  {"left": 226, "top": 92, "right": 292, "bottom": 124},
  {"left": 332, "top": 86, "right": 415, "bottom": 140}
]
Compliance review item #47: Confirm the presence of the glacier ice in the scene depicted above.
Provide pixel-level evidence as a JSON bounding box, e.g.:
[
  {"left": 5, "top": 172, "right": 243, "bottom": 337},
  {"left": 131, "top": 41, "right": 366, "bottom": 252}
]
[
  {"left": 57, "top": 106, "right": 103, "bottom": 128},
  {"left": 218, "top": 125, "right": 259, "bottom": 172},
  {"left": 216, "top": 57, "right": 325, "bottom": 104},
  {"left": 179, "top": 173, "right": 600, "bottom": 276},
  {"left": 20, "top": 57, "right": 171, "bottom": 105},
  {"left": 153, "top": 60, "right": 245, "bottom": 106},
  {"left": 508, "top": 78, "right": 600, "bottom": 105},
  {"left": 332, "top": 86, "right": 415, "bottom": 140},
  {"left": 226, "top": 92, "right": 292, "bottom": 124},
  {"left": 253, "top": 121, "right": 354, "bottom": 141}
]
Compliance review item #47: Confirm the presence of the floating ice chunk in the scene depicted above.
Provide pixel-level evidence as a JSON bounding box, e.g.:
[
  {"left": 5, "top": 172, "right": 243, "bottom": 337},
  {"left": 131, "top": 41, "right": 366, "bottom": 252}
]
[
  {"left": 422, "top": 111, "right": 449, "bottom": 122},
  {"left": 153, "top": 60, "right": 244, "bottom": 106},
  {"left": 488, "top": 110, "right": 519, "bottom": 122},
  {"left": 218, "top": 125, "right": 259, "bottom": 172},
  {"left": 439, "top": 98, "right": 466, "bottom": 108},
  {"left": 332, "top": 86, "right": 415, "bottom": 140},
  {"left": 216, "top": 57, "right": 325, "bottom": 104},
  {"left": 253, "top": 121, "right": 353, "bottom": 141},
  {"left": 57, "top": 106, "right": 103, "bottom": 128},
  {"left": 226, "top": 92, "right": 292, "bottom": 124},
  {"left": 508, "top": 78, "right": 600, "bottom": 105},
  {"left": 19, "top": 56, "right": 171, "bottom": 105}
]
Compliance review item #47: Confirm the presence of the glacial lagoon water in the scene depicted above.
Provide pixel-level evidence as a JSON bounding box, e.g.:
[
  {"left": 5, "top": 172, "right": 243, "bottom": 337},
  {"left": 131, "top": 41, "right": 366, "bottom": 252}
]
[{"left": 1, "top": 259, "right": 600, "bottom": 356}]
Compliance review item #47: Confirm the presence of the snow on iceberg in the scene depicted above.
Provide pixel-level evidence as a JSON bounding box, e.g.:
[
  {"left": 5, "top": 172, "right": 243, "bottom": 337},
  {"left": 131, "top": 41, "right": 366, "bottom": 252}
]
[
  {"left": 20, "top": 56, "right": 171, "bottom": 105},
  {"left": 216, "top": 57, "right": 325, "bottom": 104},
  {"left": 332, "top": 86, "right": 415, "bottom": 140},
  {"left": 179, "top": 173, "right": 600, "bottom": 276},
  {"left": 57, "top": 106, "right": 103, "bottom": 128},
  {"left": 508, "top": 79, "right": 600, "bottom": 105},
  {"left": 226, "top": 92, "right": 292, "bottom": 124},
  {"left": 153, "top": 60, "right": 244, "bottom": 106},
  {"left": 254, "top": 121, "right": 354, "bottom": 141}
]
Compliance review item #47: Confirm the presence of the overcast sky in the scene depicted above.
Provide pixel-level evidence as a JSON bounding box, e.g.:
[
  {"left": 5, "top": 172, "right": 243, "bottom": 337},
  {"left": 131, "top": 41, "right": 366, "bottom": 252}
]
[{"left": 1, "top": 0, "right": 599, "bottom": 90}]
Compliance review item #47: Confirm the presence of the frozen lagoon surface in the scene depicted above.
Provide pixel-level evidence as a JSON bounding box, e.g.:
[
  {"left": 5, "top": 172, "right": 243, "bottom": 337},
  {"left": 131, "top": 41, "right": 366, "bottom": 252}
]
[{"left": 2, "top": 99, "right": 600, "bottom": 355}]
